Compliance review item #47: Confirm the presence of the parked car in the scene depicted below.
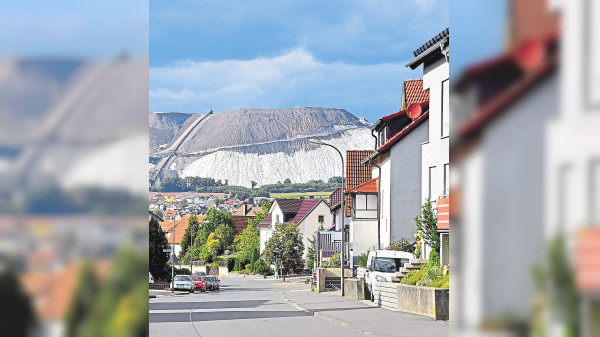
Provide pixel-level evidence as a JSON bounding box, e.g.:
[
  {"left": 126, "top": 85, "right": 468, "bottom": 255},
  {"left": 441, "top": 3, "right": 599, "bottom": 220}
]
[
  {"left": 191, "top": 275, "right": 206, "bottom": 292},
  {"left": 149, "top": 272, "right": 154, "bottom": 284},
  {"left": 364, "top": 250, "right": 414, "bottom": 301},
  {"left": 171, "top": 274, "right": 195, "bottom": 293},
  {"left": 204, "top": 276, "right": 220, "bottom": 290}
]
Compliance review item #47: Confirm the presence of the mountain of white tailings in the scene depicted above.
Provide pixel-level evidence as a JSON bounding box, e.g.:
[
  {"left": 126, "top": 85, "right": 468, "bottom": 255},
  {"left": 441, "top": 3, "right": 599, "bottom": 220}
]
[{"left": 149, "top": 107, "right": 375, "bottom": 187}]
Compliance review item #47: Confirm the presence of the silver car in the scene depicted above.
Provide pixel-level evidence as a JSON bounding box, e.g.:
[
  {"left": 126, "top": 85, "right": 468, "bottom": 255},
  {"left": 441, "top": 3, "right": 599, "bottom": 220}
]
[{"left": 171, "top": 275, "right": 194, "bottom": 293}]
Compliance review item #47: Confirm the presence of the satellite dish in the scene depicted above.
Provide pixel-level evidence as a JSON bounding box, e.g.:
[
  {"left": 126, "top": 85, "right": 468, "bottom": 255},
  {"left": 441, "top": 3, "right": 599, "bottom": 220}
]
[
  {"left": 406, "top": 103, "right": 422, "bottom": 120},
  {"left": 516, "top": 38, "right": 545, "bottom": 71}
]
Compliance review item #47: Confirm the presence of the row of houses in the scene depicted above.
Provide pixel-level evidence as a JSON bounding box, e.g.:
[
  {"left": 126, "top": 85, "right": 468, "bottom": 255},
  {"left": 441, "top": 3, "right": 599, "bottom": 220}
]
[{"left": 256, "top": 28, "right": 450, "bottom": 269}]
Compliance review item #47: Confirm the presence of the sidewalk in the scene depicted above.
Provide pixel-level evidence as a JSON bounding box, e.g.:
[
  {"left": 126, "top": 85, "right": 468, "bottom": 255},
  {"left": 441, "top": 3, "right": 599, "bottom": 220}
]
[{"left": 283, "top": 288, "right": 449, "bottom": 337}]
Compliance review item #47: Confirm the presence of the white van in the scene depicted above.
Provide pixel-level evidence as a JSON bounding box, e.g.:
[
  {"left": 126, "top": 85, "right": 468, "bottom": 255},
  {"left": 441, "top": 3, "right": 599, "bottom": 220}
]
[{"left": 365, "top": 250, "right": 414, "bottom": 301}]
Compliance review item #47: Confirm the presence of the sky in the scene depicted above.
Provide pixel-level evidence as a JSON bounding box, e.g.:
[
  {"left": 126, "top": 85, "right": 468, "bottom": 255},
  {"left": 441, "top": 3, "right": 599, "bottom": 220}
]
[
  {"left": 150, "top": 0, "right": 452, "bottom": 123},
  {"left": 0, "top": 0, "right": 148, "bottom": 59}
]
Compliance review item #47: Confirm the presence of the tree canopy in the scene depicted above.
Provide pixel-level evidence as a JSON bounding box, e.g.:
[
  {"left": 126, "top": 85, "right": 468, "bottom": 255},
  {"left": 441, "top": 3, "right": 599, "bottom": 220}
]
[
  {"left": 149, "top": 217, "right": 170, "bottom": 280},
  {"left": 263, "top": 222, "right": 305, "bottom": 281}
]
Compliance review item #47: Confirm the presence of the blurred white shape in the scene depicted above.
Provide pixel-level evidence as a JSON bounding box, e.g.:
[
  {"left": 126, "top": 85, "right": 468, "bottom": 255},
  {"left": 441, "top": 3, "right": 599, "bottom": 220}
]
[{"left": 60, "top": 134, "right": 148, "bottom": 196}]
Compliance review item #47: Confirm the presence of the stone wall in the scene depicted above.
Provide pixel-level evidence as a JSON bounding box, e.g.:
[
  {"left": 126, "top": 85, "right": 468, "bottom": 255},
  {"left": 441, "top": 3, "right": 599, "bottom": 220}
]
[
  {"left": 343, "top": 279, "right": 365, "bottom": 300},
  {"left": 372, "top": 282, "right": 449, "bottom": 320}
]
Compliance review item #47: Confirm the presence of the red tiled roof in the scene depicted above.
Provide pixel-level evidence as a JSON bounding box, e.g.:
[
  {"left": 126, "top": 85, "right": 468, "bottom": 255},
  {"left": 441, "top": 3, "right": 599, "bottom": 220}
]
[
  {"left": 458, "top": 35, "right": 559, "bottom": 139},
  {"left": 404, "top": 79, "right": 430, "bottom": 107},
  {"left": 289, "top": 199, "right": 322, "bottom": 224},
  {"left": 370, "top": 110, "right": 429, "bottom": 158},
  {"left": 346, "top": 178, "right": 379, "bottom": 194},
  {"left": 232, "top": 215, "right": 256, "bottom": 233},
  {"left": 258, "top": 214, "right": 272, "bottom": 228},
  {"left": 161, "top": 214, "right": 205, "bottom": 244},
  {"left": 276, "top": 198, "right": 304, "bottom": 213},
  {"left": 329, "top": 187, "right": 343, "bottom": 210},
  {"left": 576, "top": 228, "right": 600, "bottom": 291},
  {"left": 459, "top": 56, "right": 557, "bottom": 139},
  {"left": 346, "top": 151, "right": 373, "bottom": 216}
]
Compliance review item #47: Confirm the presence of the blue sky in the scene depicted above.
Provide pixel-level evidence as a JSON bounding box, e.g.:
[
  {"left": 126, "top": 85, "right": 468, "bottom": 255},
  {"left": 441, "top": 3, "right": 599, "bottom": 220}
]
[
  {"left": 0, "top": 1, "right": 148, "bottom": 59},
  {"left": 150, "top": 0, "right": 453, "bottom": 123}
]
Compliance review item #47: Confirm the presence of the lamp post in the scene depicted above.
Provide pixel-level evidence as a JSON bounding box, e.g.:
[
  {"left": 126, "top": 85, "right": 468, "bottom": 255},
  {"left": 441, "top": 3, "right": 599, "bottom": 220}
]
[
  {"left": 171, "top": 209, "right": 177, "bottom": 293},
  {"left": 309, "top": 139, "right": 345, "bottom": 296}
]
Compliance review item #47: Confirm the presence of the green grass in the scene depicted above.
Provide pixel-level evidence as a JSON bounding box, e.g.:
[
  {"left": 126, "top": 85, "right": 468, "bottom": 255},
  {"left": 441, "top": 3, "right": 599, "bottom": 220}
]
[{"left": 270, "top": 192, "right": 332, "bottom": 199}]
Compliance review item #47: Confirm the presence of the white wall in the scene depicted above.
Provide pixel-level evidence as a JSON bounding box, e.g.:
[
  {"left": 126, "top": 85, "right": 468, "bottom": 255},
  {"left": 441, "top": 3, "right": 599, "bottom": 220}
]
[
  {"left": 259, "top": 228, "right": 272, "bottom": 254},
  {"left": 298, "top": 201, "right": 333, "bottom": 261},
  {"left": 421, "top": 57, "right": 450, "bottom": 206},
  {"left": 377, "top": 155, "right": 391, "bottom": 248},
  {"left": 350, "top": 218, "right": 379, "bottom": 255},
  {"left": 389, "top": 119, "right": 429, "bottom": 243},
  {"left": 457, "top": 75, "right": 558, "bottom": 328}
]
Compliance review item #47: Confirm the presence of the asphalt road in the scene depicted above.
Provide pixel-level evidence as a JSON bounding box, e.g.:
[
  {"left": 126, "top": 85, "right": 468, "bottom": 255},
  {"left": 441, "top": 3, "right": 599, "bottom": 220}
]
[{"left": 149, "top": 277, "right": 445, "bottom": 337}]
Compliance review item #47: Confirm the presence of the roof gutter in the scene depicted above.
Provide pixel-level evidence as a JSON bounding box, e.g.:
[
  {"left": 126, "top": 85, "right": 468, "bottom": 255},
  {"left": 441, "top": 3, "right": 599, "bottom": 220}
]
[{"left": 405, "top": 37, "right": 448, "bottom": 70}]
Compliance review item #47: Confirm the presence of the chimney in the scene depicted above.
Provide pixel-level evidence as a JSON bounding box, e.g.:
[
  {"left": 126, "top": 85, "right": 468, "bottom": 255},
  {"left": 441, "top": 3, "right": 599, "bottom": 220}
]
[{"left": 509, "top": 0, "right": 559, "bottom": 49}]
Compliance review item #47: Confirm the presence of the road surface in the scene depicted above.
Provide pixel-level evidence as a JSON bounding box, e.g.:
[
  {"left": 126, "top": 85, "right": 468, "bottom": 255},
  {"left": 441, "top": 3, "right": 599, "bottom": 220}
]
[{"left": 149, "top": 276, "right": 448, "bottom": 337}]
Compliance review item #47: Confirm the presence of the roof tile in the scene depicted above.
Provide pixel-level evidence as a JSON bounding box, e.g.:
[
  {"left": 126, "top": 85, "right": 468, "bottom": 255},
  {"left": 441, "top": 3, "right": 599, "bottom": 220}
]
[{"left": 404, "top": 79, "right": 430, "bottom": 107}]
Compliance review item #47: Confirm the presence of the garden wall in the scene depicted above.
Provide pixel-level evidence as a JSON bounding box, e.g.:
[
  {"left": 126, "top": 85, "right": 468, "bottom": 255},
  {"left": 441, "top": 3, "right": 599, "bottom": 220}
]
[{"left": 373, "top": 282, "right": 449, "bottom": 320}]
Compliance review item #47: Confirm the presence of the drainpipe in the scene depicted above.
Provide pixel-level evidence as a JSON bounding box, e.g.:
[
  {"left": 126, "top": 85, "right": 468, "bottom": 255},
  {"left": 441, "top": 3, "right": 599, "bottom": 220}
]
[
  {"left": 371, "top": 128, "right": 378, "bottom": 152},
  {"left": 369, "top": 129, "right": 382, "bottom": 250}
]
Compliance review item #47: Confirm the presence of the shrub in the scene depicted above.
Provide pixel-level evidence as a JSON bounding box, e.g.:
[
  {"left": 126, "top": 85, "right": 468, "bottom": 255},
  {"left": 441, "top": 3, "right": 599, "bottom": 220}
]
[
  {"left": 226, "top": 257, "right": 235, "bottom": 272},
  {"left": 212, "top": 261, "right": 219, "bottom": 269},
  {"left": 325, "top": 253, "right": 340, "bottom": 267},
  {"left": 418, "top": 265, "right": 443, "bottom": 286},
  {"left": 427, "top": 274, "right": 449, "bottom": 288},
  {"left": 174, "top": 267, "right": 191, "bottom": 275},
  {"left": 358, "top": 253, "right": 368, "bottom": 268},
  {"left": 401, "top": 266, "right": 429, "bottom": 285},
  {"left": 388, "top": 238, "right": 415, "bottom": 254}
]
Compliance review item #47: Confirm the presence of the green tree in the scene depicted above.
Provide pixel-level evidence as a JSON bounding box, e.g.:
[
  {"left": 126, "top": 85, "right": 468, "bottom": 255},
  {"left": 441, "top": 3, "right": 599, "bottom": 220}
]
[
  {"left": 0, "top": 270, "right": 36, "bottom": 336},
  {"left": 215, "top": 224, "right": 235, "bottom": 250},
  {"left": 235, "top": 200, "right": 271, "bottom": 262},
  {"left": 179, "top": 213, "right": 199, "bottom": 261},
  {"left": 65, "top": 248, "right": 148, "bottom": 337},
  {"left": 263, "top": 222, "right": 304, "bottom": 281},
  {"left": 414, "top": 199, "right": 439, "bottom": 265},
  {"left": 206, "top": 232, "right": 221, "bottom": 256},
  {"left": 192, "top": 207, "right": 234, "bottom": 255},
  {"left": 65, "top": 261, "right": 99, "bottom": 337},
  {"left": 284, "top": 178, "right": 291, "bottom": 184},
  {"left": 149, "top": 217, "right": 170, "bottom": 280}
]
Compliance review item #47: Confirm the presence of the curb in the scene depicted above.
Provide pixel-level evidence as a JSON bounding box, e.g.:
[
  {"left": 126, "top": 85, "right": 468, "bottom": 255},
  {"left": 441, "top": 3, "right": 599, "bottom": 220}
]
[{"left": 281, "top": 293, "right": 379, "bottom": 337}]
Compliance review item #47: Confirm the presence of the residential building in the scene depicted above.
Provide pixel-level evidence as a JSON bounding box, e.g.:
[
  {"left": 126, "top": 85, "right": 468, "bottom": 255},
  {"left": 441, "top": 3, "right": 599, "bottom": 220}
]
[
  {"left": 452, "top": 12, "right": 557, "bottom": 330},
  {"left": 363, "top": 99, "right": 430, "bottom": 250},
  {"left": 346, "top": 178, "right": 379, "bottom": 260},
  {"left": 406, "top": 28, "right": 450, "bottom": 261},
  {"left": 258, "top": 198, "right": 333, "bottom": 267},
  {"left": 232, "top": 215, "right": 256, "bottom": 234}
]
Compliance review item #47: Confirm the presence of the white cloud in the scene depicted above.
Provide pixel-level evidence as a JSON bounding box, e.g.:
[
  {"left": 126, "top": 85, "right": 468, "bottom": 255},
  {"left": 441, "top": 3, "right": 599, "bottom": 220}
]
[{"left": 150, "top": 49, "right": 412, "bottom": 118}]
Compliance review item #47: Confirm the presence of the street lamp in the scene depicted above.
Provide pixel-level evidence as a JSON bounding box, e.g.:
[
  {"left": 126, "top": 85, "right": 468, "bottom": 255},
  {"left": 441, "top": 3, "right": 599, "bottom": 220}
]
[
  {"left": 308, "top": 139, "right": 345, "bottom": 296},
  {"left": 171, "top": 209, "right": 178, "bottom": 293}
]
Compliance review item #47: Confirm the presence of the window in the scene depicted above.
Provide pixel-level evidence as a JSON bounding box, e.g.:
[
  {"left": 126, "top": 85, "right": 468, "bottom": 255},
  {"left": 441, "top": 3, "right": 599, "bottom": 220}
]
[
  {"left": 352, "top": 194, "right": 378, "bottom": 219},
  {"left": 318, "top": 215, "right": 324, "bottom": 223},
  {"left": 590, "top": 159, "right": 600, "bottom": 223},
  {"left": 442, "top": 79, "right": 449, "bottom": 137},
  {"left": 428, "top": 166, "right": 436, "bottom": 199},
  {"left": 275, "top": 214, "right": 280, "bottom": 223},
  {"left": 444, "top": 164, "right": 449, "bottom": 196}
]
